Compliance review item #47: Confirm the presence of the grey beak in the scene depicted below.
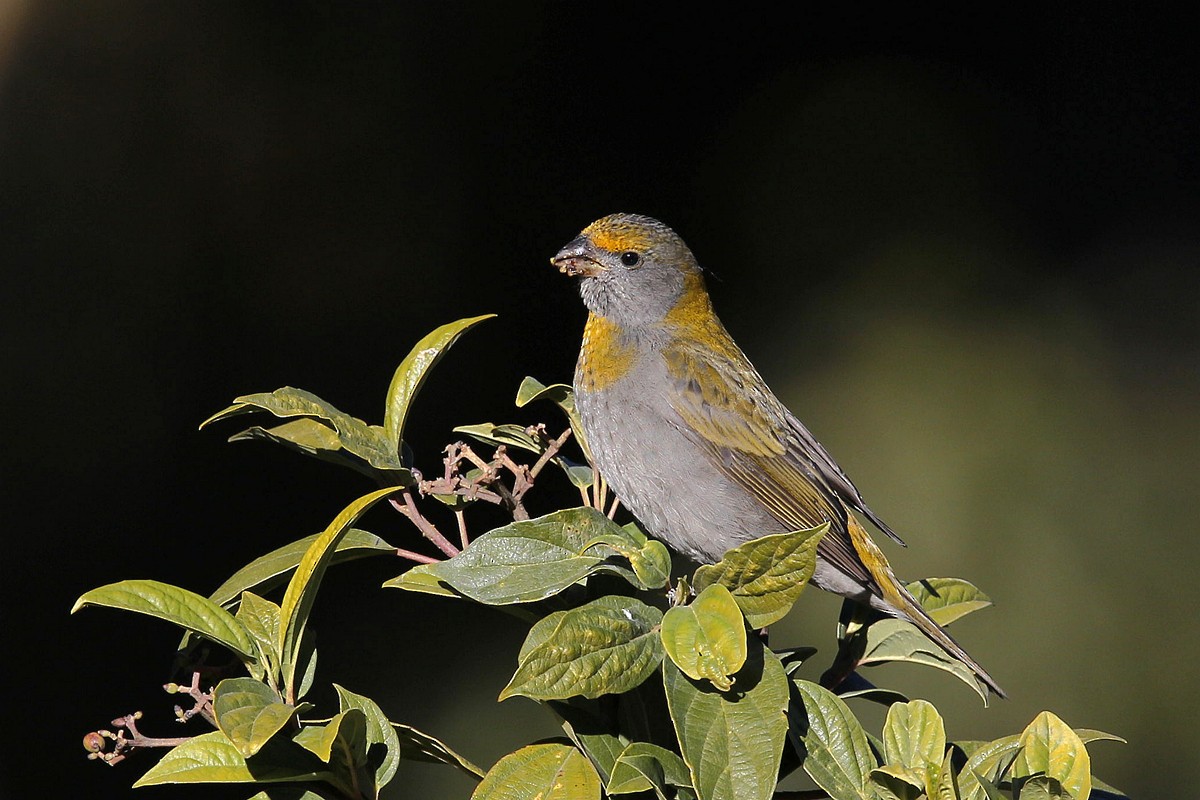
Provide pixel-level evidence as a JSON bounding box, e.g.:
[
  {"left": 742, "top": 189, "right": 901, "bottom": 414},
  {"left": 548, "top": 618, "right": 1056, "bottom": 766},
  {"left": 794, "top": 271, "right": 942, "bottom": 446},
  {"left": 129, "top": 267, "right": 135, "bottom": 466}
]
[{"left": 551, "top": 236, "right": 604, "bottom": 278}]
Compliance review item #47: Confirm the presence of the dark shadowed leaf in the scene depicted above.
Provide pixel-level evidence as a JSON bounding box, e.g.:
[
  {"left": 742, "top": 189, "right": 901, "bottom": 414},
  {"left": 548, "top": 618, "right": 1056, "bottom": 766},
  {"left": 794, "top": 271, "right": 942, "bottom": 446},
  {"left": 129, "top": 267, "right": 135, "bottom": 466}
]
[
  {"left": 392, "top": 722, "right": 485, "bottom": 779},
  {"left": 334, "top": 684, "right": 403, "bottom": 791}
]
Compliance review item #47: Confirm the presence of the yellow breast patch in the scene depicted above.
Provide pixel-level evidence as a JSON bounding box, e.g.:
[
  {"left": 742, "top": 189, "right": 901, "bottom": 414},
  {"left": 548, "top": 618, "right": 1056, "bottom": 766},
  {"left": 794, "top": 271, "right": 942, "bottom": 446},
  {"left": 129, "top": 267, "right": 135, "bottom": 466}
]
[{"left": 577, "top": 313, "right": 638, "bottom": 393}]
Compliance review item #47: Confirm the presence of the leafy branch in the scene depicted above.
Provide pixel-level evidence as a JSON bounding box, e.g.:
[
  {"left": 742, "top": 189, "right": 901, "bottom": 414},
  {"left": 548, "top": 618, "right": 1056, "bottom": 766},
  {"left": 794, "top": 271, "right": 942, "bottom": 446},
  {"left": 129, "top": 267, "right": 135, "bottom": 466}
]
[{"left": 72, "top": 316, "right": 1127, "bottom": 800}]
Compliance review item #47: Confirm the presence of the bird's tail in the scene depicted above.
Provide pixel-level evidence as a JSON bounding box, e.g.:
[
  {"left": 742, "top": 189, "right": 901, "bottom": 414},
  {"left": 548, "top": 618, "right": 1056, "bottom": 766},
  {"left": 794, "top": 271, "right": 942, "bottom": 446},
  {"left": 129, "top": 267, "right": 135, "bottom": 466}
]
[{"left": 846, "top": 515, "right": 1007, "bottom": 699}]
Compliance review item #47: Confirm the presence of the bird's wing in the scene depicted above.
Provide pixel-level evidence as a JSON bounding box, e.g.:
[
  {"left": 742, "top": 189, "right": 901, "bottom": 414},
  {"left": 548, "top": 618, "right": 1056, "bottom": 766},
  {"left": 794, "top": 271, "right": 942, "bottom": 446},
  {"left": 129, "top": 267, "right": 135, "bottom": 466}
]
[
  {"left": 662, "top": 336, "right": 874, "bottom": 586},
  {"left": 784, "top": 412, "right": 907, "bottom": 546}
]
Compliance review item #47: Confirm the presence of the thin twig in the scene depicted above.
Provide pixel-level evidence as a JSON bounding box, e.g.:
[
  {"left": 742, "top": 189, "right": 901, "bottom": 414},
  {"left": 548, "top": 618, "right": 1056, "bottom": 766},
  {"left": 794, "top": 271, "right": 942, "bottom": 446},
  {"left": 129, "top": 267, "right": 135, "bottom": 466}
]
[
  {"left": 395, "top": 547, "right": 439, "bottom": 564},
  {"left": 389, "top": 492, "right": 460, "bottom": 558},
  {"left": 454, "top": 509, "right": 469, "bottom": 549}
]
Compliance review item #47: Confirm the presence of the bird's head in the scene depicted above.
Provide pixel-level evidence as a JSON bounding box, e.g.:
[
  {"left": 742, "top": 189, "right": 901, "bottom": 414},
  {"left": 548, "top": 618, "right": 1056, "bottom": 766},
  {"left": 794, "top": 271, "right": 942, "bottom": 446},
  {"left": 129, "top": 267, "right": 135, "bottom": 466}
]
[{"left": 552, "top": 213, "right": 706, "bottom": 329}]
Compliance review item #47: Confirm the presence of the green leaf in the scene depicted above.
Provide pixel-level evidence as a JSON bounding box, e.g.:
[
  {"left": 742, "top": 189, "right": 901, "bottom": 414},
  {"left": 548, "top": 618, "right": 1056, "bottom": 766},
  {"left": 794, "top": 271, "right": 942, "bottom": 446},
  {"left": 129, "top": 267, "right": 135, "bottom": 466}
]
[
  {"left": 1019, "top": 775, "right": 1072, "bottom": 800},
  {"left": 383, "top": 564, "right": 462, "bottom": 597},
  {"left": 294, "top": 709, "right": 368, "bottom": 773},
  {"left": 235, "top": 592, "right": 280, "bottom": 682},
  {"left": 868, "top": 765, "right": 925, "bottom": 800},
  {"left": 210, "top": 528, "right": 395, "bottom": 608},
  {"left": 857, "top": 618, "right": 990, "bottom": 702},
  {"left": 228, "top": 417, "right": 344, "bottom": 458},
  {"left": 392, "top": 722, "right": 485, "bottom": 779},
  {"left": 418, "top": 507, "right": 645, "bottom": 605},
  {"left": 384, "top": 314, "right": 496, "bottom": 453},
  {"left": 789, "top": 679, "right": 878, "bottom": 800},
  {"left": 213, "top": 678, "right": 303, "bottom": 758},
  {"left": 1012, "top": 711, "right": 1091, "bottom": 800},
  {"left": 905, "top": 578, "right": 993, "bottom": 627},
  {"left": 583, "top": 521, "right": 671, "bottom": 590},
  {"left": 278, "top": 487, "right": 404, "bottom": 699},
  {"left": 72, "top": 579, "right": 256, "bottom": 662},
  {"left": 960, "top": 728, "right": 1118, "bottom": 800},
  {"left": 333, "top": 684, "right": 403, "bottom": 791},
  {"left": 134, "top": 731, "right": 332, "bottom": 787},
  {"left": 202, "top": 386, "right": 407, "bottom": 472},
  {"left": 454, "top": 422, "right": 545, "bottom": 454},
  {"left": 606, "top": 742, "right": 691, "bottom": 798},
  {"left": 471, "top": 742, "right": 601, "bottom": 800},
  {"left": 663, "top": 639, "right": 789, "bottom": 800},
  {"left": 500, "top": 596, "right": 664, "bottom": 701},
  {"left": 514, "top": 376, "right": 591, "bottom": 461},
  {"left": 693, "top": 524, "right": 827, "bottom": 628},
  {"left": 661, "top": 584, "right": 747, "bottom": 691},
  {"left": 882, "top": 699, "right": 946, "bottom": 796}
]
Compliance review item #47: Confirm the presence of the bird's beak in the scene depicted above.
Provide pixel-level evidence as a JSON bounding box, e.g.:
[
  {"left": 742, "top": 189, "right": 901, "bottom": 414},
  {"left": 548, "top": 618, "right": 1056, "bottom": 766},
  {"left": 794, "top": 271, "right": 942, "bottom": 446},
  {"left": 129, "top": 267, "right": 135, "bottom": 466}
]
[{"left": 551, "top": 236, "right": 605, "bottom": 278}]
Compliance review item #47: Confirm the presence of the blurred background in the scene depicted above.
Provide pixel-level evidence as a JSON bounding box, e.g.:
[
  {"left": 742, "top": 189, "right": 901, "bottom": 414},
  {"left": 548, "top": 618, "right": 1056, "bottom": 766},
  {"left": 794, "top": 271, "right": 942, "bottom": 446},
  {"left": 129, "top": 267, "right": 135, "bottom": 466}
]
[{"left": 2, "top": 3, "right": 1196, "bottom": 798}]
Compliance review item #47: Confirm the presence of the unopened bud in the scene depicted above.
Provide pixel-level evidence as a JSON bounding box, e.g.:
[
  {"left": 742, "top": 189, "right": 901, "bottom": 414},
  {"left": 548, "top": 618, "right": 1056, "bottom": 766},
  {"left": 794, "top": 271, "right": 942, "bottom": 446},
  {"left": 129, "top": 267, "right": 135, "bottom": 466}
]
[{"left": 83, "top": 732, "right": 105, "bottom": 754}]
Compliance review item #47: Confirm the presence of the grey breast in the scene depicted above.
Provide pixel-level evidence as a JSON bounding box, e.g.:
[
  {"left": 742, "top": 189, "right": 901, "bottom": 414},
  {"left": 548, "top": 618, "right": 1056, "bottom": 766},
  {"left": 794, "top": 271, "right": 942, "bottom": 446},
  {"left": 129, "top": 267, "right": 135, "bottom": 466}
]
[{"left": 575, "top": 348, "right": 786, "bottom": 564}]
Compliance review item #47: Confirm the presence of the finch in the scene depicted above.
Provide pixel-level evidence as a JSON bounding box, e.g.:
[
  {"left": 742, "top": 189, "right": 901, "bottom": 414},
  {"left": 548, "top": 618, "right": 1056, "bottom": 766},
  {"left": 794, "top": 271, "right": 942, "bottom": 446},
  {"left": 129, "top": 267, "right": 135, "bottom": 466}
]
[{"left": 553, "top": 212, "right": 1005, "bottom": 698}]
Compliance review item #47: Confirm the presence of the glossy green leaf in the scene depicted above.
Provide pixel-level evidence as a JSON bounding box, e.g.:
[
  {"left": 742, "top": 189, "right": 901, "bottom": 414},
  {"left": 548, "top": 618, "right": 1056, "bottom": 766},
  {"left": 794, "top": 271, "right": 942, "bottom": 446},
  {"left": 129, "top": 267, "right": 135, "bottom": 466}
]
[
  {"left": 213, "top": 678, "right": 302, "bottom": 758},
  {"left": 202, "top": 386, "right": 406, "bottom": 471},
  {"left": 134, "top": 731, "right": 332, "bottom": 787},
  {"left": 210, "top": 529, "right": 395, "bottom": 608},
  {"left": 419, "top": 507, "right": 645, "bottom": 604},
  {"left": 500, "top": 596, "right": 664, "bottom": 701},
  {"left": 905, "top": 578, "right": 993, "bottom": 627},
  {"left": 1012, "top": 711, "right": 1091, "bottom": 800},
  {"left": 385, "top": 314, "right": 496, "bottom": 452},
  {"left": 693, "top": 524, "right": 826, "bottom": 628},
  {"left": 606, "top": 742, "right": 691, "bottom": 798},
  {"left": 661, "top": 584, "right": 747, "bottom": 691},
  {"left": 858, "top": 618, "right": 990, "bottom": 702},
  {"left": 228, "top": 417, "right": 341, "bottom": 455},
  {"left": 790, "top": 679, "right": 878, "bottom": 800},
  {"left": 278, "top": 487, "right": 404, "bottom": 698},
  {"left": 72, "top": 579, "right": 255, "bottom": 661},
  {"left": 333, "top": 684, "right": 403, "bottom": 791},
  {"left": 555, "top": 699, "right": 627, "bottom": 784},
  {"left": 471, "top": 742, "right": 601, "bottom": 800},
  {"left": 392, "top": 722, "right": 485, "bottom": 778},
  {"left": 883, "top": 699, "right": 946, "bottom": 796},
  {"left": 663, "top": 640, "right": 789, "bottom": 800}
]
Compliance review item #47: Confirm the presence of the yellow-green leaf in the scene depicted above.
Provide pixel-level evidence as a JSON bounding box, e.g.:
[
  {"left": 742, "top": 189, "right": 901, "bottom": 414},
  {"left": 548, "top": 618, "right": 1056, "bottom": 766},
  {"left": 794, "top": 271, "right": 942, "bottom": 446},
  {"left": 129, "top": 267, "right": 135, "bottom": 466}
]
[
  {"left": 883, "top": 700, "right": 946, "bottom": 797},
  {"left": 693, "top": 524, "right": 826, "bottom": 628},
  {"left": 213, "top": 678, "right": 301, "bottom": 758},
  {"left": 660, "top": 584, "right": 747, "bottom": 691},
  {"left": 1012, "top": 711, "right": 1091, "bottom": 800},
  {"left": 472, "top": 743, "right": 600, "bottom": 800}
]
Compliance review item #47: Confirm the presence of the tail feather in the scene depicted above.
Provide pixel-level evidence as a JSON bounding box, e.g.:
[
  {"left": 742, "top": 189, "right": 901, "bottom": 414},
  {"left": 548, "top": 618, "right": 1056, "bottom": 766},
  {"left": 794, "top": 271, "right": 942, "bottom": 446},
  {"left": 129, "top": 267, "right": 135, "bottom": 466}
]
[{"left": 846, "top": 515, "right": 1007, "bottom": 699}]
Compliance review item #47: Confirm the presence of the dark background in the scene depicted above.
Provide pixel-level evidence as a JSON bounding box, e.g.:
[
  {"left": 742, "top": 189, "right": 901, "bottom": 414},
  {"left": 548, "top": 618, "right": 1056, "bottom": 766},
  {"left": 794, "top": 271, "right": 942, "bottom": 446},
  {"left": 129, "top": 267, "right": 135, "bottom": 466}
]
[{"left": 3, "top": 3, "right": 1197, "bottom": 798}]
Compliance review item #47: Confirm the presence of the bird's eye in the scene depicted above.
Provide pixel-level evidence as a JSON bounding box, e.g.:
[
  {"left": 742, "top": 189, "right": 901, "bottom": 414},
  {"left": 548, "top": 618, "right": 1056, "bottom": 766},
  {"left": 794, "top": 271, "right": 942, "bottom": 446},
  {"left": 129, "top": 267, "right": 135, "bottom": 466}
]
[{"left": 620, "top": 251, "right": 641, "bottom": 267}]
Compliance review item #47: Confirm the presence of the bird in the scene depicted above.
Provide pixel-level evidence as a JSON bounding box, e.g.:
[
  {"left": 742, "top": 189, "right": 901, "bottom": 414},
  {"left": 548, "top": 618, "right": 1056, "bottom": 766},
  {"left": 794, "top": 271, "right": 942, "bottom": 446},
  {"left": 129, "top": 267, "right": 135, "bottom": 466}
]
[{"left": 551, "top": 212, "right": 1005, "bottom": 698}]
